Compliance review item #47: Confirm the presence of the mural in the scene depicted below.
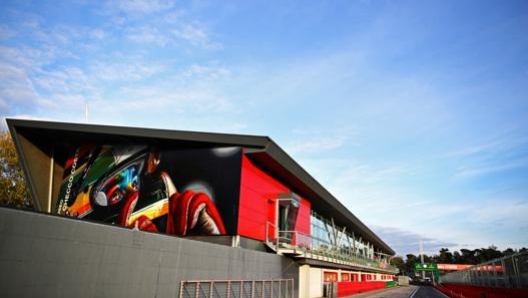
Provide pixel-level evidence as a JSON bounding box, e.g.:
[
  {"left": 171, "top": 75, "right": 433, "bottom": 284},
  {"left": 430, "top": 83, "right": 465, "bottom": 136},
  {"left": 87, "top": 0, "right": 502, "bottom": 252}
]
[{"left": 56, "top": 144, "right": 242, "bottom": 236}]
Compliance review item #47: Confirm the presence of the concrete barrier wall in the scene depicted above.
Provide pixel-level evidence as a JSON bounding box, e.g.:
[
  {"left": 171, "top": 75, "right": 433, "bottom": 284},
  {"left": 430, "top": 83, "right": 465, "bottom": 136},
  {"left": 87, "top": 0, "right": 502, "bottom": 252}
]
[
  {"left": 0, "top": 207, "right": 298, "bottom": 298},
  {"left": 439, "top": 283, "right": 528, "bottom": 298},
  {"left": 336, "top": 281, "right": 386, "bottom": 297}
]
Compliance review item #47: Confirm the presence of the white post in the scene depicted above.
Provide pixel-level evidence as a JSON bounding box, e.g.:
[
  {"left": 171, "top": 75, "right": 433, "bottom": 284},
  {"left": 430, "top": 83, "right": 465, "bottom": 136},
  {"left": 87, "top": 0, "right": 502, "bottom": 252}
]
[{"left": 420, "top": 240, "right": 425, "bottom": 280}]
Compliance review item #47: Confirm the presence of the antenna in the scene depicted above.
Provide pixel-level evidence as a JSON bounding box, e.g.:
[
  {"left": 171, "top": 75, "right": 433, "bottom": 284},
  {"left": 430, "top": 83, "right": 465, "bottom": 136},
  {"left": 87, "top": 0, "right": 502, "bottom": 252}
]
[{"left": 85, "top": 104, "right": 89, "bottom": 123}]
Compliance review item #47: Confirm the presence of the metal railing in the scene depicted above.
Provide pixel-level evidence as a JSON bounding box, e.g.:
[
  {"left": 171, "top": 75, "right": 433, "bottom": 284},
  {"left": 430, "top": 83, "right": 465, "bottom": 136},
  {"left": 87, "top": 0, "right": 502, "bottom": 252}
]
[
  {"left": 265, "top": 222, "right": 398, "bottom": 274},
  {"left": 440, "top": 251, "right": 528, "bottom": 289},
  {"left": 179, "top": 279, "right": 294, "bottom": 298}
]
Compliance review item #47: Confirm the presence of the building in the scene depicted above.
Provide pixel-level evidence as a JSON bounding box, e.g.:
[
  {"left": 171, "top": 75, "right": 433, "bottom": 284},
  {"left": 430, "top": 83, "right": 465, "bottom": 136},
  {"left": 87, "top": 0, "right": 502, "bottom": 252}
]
[{"left": 2, "top": 118, "right": 397, "bottom": 298}]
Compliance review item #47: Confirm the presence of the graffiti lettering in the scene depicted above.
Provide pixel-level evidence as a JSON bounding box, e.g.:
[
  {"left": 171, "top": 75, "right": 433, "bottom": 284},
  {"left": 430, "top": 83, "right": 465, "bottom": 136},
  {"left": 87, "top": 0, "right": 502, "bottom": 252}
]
[{"left": 58, "top": 148, "right": 80, "bottom": 213}]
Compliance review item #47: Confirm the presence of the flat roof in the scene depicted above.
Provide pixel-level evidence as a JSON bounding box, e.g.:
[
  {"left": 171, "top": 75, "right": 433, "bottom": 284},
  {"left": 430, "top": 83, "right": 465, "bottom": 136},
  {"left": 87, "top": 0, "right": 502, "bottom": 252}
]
[{"left": 7, "top": 118, "right": 395, "bottom": 255}]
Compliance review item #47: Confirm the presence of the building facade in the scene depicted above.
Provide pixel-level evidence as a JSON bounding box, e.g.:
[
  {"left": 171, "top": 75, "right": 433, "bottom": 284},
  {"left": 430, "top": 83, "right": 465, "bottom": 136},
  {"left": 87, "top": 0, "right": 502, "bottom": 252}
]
[{"left": 3, "top": 119, "right": 397, "bottom": 298}]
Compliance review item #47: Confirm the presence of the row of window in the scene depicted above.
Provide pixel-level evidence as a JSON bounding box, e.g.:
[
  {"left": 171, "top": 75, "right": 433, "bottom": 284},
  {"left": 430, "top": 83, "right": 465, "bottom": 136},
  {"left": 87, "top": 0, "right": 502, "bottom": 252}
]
[
  {"left": 310, "top": 211, "right": 371, "bottom": 258},
  {"left": 323, "top": 271, "right": 394, "bottom": 283}
]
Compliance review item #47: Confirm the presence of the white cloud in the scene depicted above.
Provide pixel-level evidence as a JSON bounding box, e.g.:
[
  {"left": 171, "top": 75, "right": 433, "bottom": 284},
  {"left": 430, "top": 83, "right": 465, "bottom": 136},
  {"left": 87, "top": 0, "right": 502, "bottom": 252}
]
[
  {"left": 286, "top": 137, "right": 348, "bottom": 154},
  {"left": 101, "top": 1, "right": 221, "bottom": 50},
  {"left": 446, "top": 126, "right": 528, "bottom": 180},
  {"left": 471, "top": 199, "right": 528, "bottom": 225},
  {"left": 0, "top": 24, "right": 16, "bottom": 40},
  {"left": 103, "top": 0, "right": 176, "bottom": 18},
  {"left": 370, "top": 225, "right": 458, "bottom": 256},
  {"left": 119, "top": 87, "right": 235, "bottom": 113},
  {"left": 126, "top": 25, "right": 171, "bottom": 46},
  {"left": 453, "top": 157, "right": 528, "bottom": 180},
  {"left": 172, "top": 24, "right": 222, "bottom": 50},
  {"left": 90, "top": 29, "right": 106, "bottom": 40},
  {"left": 449, "top": 139, "right": 502, "bottom": 158},
  {"left": 90, "top": 60, "right": 165, "bottom": 82},
  {"left": 33, "top": 66, "right": 91, "bottom": 93},
  {"left": 37, "top": 93, "right": 87, "bottom": 112},
  {"left": 281, "top": 127, "right": 360, "bottom": 156},
  {"left": 182, "top": 64, "right": 231, "bottom": 79},
  {"left": 0, "top": 62, "right": 39, "bottom": 115}
]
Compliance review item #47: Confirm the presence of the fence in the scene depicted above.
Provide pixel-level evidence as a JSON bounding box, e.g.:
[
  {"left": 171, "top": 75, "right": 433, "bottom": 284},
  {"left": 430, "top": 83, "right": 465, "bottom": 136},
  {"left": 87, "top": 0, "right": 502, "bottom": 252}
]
[
  {"left": 179, "top": 279, "right": 295, "bottom": 298},
  {"left": 440, "top": 251, "right": 528, "bottom": 289}
]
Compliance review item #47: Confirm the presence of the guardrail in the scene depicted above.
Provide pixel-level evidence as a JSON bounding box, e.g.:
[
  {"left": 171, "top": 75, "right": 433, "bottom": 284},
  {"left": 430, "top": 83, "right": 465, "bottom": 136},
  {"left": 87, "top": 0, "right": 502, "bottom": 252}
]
[
  {"left": 265, "top": 222, "right": 398, "bottom": 274},
  {"left": 179, "top": 279, "right": 294, "bottom": 298},
  {"left": 440, "top": 251, "right": 528, "bottom": 289}
]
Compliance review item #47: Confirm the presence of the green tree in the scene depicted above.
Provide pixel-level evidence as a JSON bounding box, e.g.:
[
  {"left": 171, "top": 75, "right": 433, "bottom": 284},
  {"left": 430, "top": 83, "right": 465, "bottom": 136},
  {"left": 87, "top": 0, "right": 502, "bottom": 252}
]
[
  {"left": 478, "top": 245, "right": 503, "bottom": 262},
  {"left": 438, "top": 247, "right": 454, "bottom": 263},
  {"left": 453, "top": 251, "right": 463, "bottom": 263},
  {"left": 390, "top": 256, "right": 405, "bottom": 274},
  {"left": 0, "top": 131, "right": 32, "bottom": 209},
  {"left": 460, "top": 249, "right": 477, "bottom": 264},
  {"left": 502, "top": 248, "right": 516, "bottom": 256},
  {"left": 404, "top": 254, "right": 418, "bottom": 275}
]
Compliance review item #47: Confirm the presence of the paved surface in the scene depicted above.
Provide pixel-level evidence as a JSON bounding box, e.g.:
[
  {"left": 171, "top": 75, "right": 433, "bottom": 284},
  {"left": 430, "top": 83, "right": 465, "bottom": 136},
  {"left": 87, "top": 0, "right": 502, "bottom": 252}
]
[
  {"left": 409, "top": 286, "right": 450, "bottom": 298},
  {"left": 341, "top": 285, "right": 450, "bottom": 298}
]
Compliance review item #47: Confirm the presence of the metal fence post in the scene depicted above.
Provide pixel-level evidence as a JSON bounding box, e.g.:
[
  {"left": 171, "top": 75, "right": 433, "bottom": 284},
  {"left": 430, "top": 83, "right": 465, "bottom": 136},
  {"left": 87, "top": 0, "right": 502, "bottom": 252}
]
[
  {"left": 513, "top": 256, "right": 521, "bottom": 289},
  {"left": 179, "top": 281, "right": 185, "bottom": 298}
]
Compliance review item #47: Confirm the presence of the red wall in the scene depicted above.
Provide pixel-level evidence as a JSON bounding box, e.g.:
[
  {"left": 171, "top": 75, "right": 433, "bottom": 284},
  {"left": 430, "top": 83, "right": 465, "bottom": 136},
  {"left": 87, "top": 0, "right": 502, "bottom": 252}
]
[
  {"left": 238, "top": 155, "right": 311, "bottom": 241},
  {"left": 337, "top": 281, "right": 386, "bottom": 296},
  {"left": 438, "top": 284, "right": 528, "bottom": 298},
  {"left": 296, "top": 194, "right": 311, "bottom": 236}
]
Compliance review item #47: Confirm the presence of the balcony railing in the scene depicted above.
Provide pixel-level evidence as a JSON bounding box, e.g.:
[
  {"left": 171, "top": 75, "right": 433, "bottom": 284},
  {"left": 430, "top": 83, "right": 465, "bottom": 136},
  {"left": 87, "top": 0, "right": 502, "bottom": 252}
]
[{"left": 265, "top": 222, "right": 398, "bottom": 274}]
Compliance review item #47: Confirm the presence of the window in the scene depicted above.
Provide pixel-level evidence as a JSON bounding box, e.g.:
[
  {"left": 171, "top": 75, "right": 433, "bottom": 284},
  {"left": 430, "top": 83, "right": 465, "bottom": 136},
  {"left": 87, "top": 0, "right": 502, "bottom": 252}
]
[
  {"left": 324, "top": 271, "right": 338, "bottom": 282},
  {"left": 341, "top": 273, "right": 350, "bottom": 282}
]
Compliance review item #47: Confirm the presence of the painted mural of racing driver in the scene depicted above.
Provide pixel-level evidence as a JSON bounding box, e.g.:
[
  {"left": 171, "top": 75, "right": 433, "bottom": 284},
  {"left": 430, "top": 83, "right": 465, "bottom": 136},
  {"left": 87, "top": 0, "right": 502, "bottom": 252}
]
[
  {"left": 116, "top": 148, "right": 227, "bottom": 235},
  {"left": 61, "top": 145, "right": 226, "bottom": 236}
]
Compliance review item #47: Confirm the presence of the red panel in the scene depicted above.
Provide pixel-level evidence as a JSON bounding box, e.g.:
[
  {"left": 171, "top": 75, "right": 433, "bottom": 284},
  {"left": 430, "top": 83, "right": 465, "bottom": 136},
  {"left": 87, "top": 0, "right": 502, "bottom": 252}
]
[
  {"left": 295, "top": 196, "right": 311, "bottom": 235},
  {"left": 336, "top": 281, "right": 386, "bottom": 297},
  {"left": 239, "top": 155, "right": 287, "bottom": 240},
  {"left": 439, "top": 284, "right": 528, "bottom": 298},
  {"left": 238, "top": 155, "right": 311, "bottom": 241}
]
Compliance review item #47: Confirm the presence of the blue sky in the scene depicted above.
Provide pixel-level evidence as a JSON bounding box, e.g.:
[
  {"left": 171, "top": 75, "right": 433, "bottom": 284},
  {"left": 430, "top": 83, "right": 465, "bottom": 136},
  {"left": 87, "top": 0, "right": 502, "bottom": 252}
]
[{"left": 1, "top": 0, "right": 527, "bottom": 256}]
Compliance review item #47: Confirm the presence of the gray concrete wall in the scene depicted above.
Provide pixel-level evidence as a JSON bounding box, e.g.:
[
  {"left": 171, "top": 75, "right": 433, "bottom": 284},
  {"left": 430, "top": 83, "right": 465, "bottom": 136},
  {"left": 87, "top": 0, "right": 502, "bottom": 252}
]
[{"left": 0, "top": 207, "right": 298, "bottom": 298}]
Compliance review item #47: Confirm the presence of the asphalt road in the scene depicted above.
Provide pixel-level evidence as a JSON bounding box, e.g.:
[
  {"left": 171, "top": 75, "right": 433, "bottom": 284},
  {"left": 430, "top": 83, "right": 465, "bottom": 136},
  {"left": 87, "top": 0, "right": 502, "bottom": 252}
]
[
  {"left": 409, "top": 285, "right": 450, "bottom": 298},
  {"left": 341, "top": 285, "right": 450, "bottom": 298}
]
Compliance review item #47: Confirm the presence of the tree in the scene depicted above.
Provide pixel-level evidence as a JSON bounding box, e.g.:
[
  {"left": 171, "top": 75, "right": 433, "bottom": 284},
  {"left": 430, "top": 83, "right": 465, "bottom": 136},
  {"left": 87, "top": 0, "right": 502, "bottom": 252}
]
[
  {"left": 453, "top": 251, "right": 462, "bottom": 263},
  {"left": 0, "top": 131, "right": 32, "bottom": 209},
  {"left": 502, "top": 248, "right": 516, "bottom": 256},
  {"left": 404, "top": 254, "right": 418, "bottom": 275},
  {"left": 438, "top": 248, "right": 454, "bottom": 263},
  {"left": 390, "top": 256, "right": 405, "bottom": 274},
  {"left": 478, "top": 245, "right": 503, "bottom": 263},
  {"left": 460, "top": 249, "right": 477, "bottom": 264}
]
